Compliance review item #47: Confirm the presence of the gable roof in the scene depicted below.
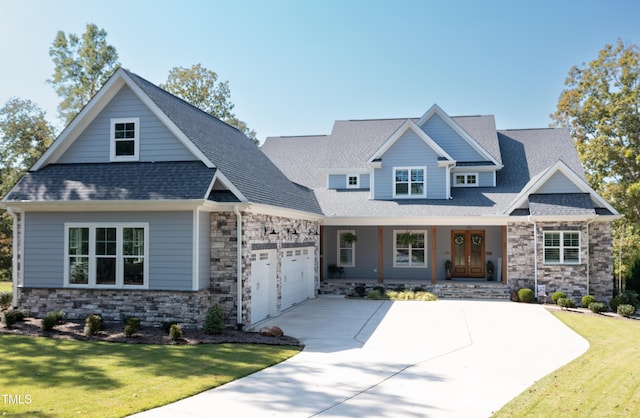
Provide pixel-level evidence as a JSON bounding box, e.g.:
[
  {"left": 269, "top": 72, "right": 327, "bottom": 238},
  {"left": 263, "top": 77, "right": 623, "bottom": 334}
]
[
  {"left": 368, "top": 119, "right": 454, "bottom": 163},
  {"left": 13, "top": 68, "right": 321, "bottom": 215}
]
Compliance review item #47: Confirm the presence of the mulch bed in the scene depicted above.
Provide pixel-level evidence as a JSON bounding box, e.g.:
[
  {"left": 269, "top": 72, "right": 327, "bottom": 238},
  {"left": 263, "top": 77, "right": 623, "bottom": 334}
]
[{"left": 0, "top": 317, "right": 302, "bottom": 346}]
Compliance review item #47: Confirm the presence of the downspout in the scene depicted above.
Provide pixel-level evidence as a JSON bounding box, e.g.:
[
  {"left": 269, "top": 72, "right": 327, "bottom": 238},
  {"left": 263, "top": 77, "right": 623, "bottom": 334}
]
[
  {"left": 6, "top": 208, "right": 19, "bottom": 308},
  {"left": 233, "top": 205, "right": 243, "bottom": 329},
  {"left": 528, "top": 216, "right": 538, "bottom": 294}
]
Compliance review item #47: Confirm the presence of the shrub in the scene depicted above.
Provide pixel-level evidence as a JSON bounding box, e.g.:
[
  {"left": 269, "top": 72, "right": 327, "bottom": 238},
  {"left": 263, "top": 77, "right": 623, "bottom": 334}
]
[
  {"left": 41, "top": 311, "right": 65, "bottom": 332},
  {"left": 0, "top": 291, "right": 12, "bottom": 311},
  {"left": 84, "top": 314, "right": 102, "bottom": 336},
  {"left": 620, "top": 290, "right": 640, "bottom": 308},
  {"left": 412, "top": 286, "right": 425, "bottom": 292},
  {"left": 557, "top": 297, "right": 576, "bottom": 309},
  {"left": 352, "top": 285, "right": 366, "bottom": 298},
  {"left": 2, "top": 310, "right": 19, "bottom": 328},
  {"left": 169, "top": 323, "right": 183, "bottom": 341},
  {"left": 367, "top": 287, "right": 387, "bottom": 300},
  {"left": 617, "top": 304, "right": 636, "bottom": 317},
  {"left": 581, "top": 295, "right": 596, "bottom": 308},
  {"left": 518, "top": 288, "right": 534, "bottom": 303},
  {"left": 162, "top": 321, "right": 178, "bottom": 333},
  {"left": 13, "top": 309, "right": 27, "bottom": 322},
  {"left": 203, "top": 305, "right": 224, "bottom": 335},
  {"left": 124, "top": 317, "right": 141, "bottom": 337},
  {"left": 551, "top": 291, "right": 567, "bottom": 304},
  {"left": 610, "top": 295, "right": 623, "bottom": 312},
  {"left": 588, "top": 302, "right": 606, "bottom": 313}
]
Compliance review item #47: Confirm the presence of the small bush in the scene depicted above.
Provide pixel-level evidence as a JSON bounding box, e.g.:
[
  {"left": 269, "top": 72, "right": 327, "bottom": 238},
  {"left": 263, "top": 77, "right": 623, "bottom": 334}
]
[
  {"left": 2, "top": 310, "right": 19, "bottom": 328},
  {"left": 41, "top": 313, "right": 58, "bottom": 332},
  {"left": 203, "top": 305, "right": 224, "bottom": 335},
  {"left": 84, "top": 314, "right": 102, "bottom": 336},
  {"left": 551, "top": 292, "right": 567, "bottom": 304},
  {"left": 620, "top": 290, "right": 640, "bottom": 308},
  {"left": 588, "top": 302, "right": 606, "bottom": 313},
  {"left": 124, "top": 317, "right": 141, "bottom": 337},
  {"left": 13, "top": 309, "right": 27, "bottom": 322},
  {"left": 162, "top": 321, "right": 178, "bottom": 333},
  {"left": 386, "top": 290, "right": 438, "bottom": 301},
  {"left": 518, "top": 288, "right": 535, "bottom": 303},
  {"left": 367, "top": 287, "right": 387, "bottom": 299},
  {"left": 557, "top": 297, "right": 576, "bottom": 310},
  {"left": 169, "top": 323, "right": 183, "bottom": 341},
  {"left": 617, "top": 304, "right": 636, "bottom": 317},
  {"left": 610, "top": 295, "right": 623, "bottom": 312},
  {"left": 581, "top": 295, "right": 596, "bottom": 308},
  {"left": 352, "top": 285, "right": 366, "bottom": 298},
  {"left": 0, "top": 291, "right": 12, "bottom": 310}
]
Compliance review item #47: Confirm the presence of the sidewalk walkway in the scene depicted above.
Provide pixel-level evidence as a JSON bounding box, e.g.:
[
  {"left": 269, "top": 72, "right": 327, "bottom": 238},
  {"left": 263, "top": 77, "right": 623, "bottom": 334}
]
[{"left": 132, "top": 297, "right": 588, "bottom": 417}]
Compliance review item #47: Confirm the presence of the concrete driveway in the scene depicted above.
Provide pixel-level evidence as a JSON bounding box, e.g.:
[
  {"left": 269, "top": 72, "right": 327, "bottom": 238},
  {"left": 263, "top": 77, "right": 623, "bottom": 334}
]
[{"left": 133, "top": 296, "right": 588, "bottom": 417}]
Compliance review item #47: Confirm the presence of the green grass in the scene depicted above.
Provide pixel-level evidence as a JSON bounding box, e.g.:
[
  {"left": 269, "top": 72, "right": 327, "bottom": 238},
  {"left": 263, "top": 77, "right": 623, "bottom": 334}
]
[
  {"left": 0, "top": 335, "right": 300, "bottom": 417},
  {"left": 494, "top": 312, "right": 640, "bottom": 417},
  {"left": 0, "top": 281, "right": 12, "bottom": 292}
]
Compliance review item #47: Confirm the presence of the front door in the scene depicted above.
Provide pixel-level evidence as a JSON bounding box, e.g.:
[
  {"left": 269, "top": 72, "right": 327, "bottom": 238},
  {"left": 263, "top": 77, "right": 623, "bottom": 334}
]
[{"left": 451, "top": 230, "right": 485, "bottom": 278}]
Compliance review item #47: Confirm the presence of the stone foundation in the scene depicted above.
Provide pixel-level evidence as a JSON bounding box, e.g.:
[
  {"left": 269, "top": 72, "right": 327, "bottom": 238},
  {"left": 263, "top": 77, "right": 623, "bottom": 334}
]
[{"left": 17, "top": 287, "right": 212, "bottom": 328}]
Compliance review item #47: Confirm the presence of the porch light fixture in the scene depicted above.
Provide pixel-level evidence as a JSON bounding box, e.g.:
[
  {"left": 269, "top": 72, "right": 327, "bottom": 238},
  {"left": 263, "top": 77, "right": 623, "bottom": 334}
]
[
  {"left": 288, "top": 228, "right": 298, "bottom": 235},
  {"left": 264, "top": 227, "right": 278, "bottom": 235}
]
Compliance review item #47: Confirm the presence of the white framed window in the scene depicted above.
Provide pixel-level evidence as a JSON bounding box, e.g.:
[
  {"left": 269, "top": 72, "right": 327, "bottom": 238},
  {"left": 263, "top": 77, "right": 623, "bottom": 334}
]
[
  {"left": 454, "top": 173, "right": 478, "bottom": 187},
  {"left": 337, "top": 230, "right": 356, "bottom": 267},
  {"left": 544, "top": 231, "right": 580, "bottom": 264},
  {"left": 347, "top": 174, "right": 359, "bottom": 189},
  {"left": 393, "top": 230, "right": 427, "bottom": 268},
  {"left": 110, "top": 117, "right": 140, "bottom": 161},
  {"left": 65, "top": 223, "right": 149, "bottom": 288},
  {"left": 393, "top": 167, "right": 426, "bottom": 198}
]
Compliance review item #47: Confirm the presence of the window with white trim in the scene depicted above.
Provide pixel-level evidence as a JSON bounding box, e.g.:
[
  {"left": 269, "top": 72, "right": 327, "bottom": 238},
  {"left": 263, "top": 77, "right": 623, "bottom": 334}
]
[
  {"left": 347, "top": 174, "right": 359, "bottom": 189},
  {"left": 65, "top": 223, "right": 148, "bottom": 287},
  {"left": 394, "top": 167, "right": 426, "bottom": 198},
  {"left": 110, "top": 117, "right": 140, "bottom": 161},
  {"left": 393, "top": 230, "right": 427, "bottom": 268},
  {"left": 544, "top": 231, "right": 580, "bottom": 264},
  {"left": 454, "top": 173, "right": 478, "bottom": 187},
  {"left": 337, "top": 230, "right": 355, "bottom": 267}
]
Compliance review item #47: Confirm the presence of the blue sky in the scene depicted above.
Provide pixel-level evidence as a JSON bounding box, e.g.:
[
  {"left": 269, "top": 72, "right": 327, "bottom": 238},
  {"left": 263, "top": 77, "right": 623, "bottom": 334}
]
[{"left": 1, "top": 0, "right": 640, "bottom": 142}]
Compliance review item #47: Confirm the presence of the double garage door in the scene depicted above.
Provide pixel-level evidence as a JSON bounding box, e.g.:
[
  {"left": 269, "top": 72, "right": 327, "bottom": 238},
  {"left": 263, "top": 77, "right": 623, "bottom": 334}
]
[{"left": 250, "top": 247, "right": 315, "bottom": 325}]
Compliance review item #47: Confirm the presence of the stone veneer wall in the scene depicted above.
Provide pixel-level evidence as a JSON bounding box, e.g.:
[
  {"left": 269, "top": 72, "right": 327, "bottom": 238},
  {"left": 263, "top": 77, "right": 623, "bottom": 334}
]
[
  {"left": 17, "top": 288, "right": 212, "bottom": 327},
  {"left": 210, "top": 211, "right": 319, "bottom": 328},
  {"left": 507, "top": 220, "right": 614, "bottom": 301}
]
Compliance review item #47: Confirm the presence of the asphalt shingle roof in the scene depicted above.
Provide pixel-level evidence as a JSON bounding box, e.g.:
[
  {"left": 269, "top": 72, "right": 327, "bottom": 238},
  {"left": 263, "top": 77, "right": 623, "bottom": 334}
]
[
  {"left": 528, "top": 193, "right": 596, "bottom": 216},
  {"left": 6, "top": 161, "right": 214, "bottom": 201}
]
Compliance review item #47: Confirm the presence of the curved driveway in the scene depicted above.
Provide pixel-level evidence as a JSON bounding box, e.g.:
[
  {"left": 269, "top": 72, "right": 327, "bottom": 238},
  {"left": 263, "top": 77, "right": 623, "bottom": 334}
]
[{"left": 134, "top": 296, "right": 588, "bottom": 417}]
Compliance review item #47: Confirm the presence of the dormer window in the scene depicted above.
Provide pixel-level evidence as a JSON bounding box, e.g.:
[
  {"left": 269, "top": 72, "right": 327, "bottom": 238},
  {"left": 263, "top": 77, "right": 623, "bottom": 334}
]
[
  {"left": 110, "top": 117, "right": 139, "bottom": 161},
  {"left": 393, "top": 167, "right": 426, "bottom": 198},
  {"left": 454, "top": 173, "right": 478, "bottom": 187}
]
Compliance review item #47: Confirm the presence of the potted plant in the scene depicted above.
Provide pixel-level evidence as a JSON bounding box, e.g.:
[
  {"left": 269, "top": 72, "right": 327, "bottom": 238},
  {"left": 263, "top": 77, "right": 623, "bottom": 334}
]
[
  {"left": 486, "top": 260, "right": 495, "bottom": 281},
  {"left": 444, "top": 260, "right": 452, "bottom": 280},
  {"left": 342, "top": 232, "right": 358, "bottom": 244},
  {"left": 328, "top": 263, "right": 339, "bottom": 278}
]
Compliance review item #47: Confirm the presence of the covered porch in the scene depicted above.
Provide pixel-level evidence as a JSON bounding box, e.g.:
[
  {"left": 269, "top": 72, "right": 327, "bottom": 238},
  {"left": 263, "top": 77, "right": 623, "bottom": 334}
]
[{"left": 321, "top": 224, "right": 508, "bottom": 287}]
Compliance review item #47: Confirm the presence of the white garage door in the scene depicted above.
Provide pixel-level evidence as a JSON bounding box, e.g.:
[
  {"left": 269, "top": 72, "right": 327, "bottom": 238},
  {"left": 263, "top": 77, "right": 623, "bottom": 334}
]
[
  {"left": 281, "top": 247, "right": 315, "bottom": 311},
  {"left": 250, "top": 250, "right": 276, "bottom": 325}
]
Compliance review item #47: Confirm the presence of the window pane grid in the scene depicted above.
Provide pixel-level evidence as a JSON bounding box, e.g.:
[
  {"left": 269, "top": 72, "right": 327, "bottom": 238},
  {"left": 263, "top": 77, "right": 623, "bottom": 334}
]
[
  {"left": 395, "top": 168, "right": 425, "bottom": 197},
  {"left": 544, "top": 231, "right": 579, "bottom": 264},
  {"left": 394, "top": 231, "right": 426, "bottom": 267}
]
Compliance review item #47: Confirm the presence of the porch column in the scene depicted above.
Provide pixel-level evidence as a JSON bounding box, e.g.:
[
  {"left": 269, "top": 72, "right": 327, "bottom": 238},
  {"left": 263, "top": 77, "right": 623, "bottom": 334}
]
[
  {"left": 431, "top": 226, "right": 437, "bottom": 284},
  {"left": 320, "top": 225, "right": 325, "bottom": 282},
  {"left": 377, "top": 226, "right": 384, "bottom": 284},
  {"left": 502, "top": 225, "right": 508, "bottom": 285}
]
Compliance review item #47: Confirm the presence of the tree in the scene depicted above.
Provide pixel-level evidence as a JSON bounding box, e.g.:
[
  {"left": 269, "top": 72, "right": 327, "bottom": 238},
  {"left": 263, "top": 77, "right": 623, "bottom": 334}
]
[
  {"left": 48, "top": 23, "right": 120, "bottom": 124},
  {"left": 0, "top": 98, "right": 56, "bottom": 280},
  {"left": 161, "top": 64, "right": 258, "bottom": 144},
  {"left": 552, "top": 40, "right": 640, "bottom": 287}
]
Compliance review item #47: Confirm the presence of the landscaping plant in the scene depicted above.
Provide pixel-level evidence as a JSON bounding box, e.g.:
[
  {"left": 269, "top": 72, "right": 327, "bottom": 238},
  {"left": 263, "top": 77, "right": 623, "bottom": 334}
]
[
  {"left": 617, "top": 304, "right": 636, "bottom": 317},
  {"left": 557, "top": 297, "right": 576, "bottom": 310},
  {"left": 0, "top": 291, "right": 11, "bottom": 310},
  {"left": 588, "top": 302, "right": 606, "bottom": 313},
  {"left": 203, "top": 305, "right": 224, "bottom": 335},
  {"left": 169, "top": 323, "right": 183, "bottom": 341},
  {"left": 551, "top": 291, "right": 566, "bottom": 304},
  {"left": 84, "top": 314, "right": 102, "bottom": 336},
  {"left": 518, "top": 288, "right": 534, "bottom": 303},
  {"left": 581, "top": 295, "right": 596, "bottom": 308}
]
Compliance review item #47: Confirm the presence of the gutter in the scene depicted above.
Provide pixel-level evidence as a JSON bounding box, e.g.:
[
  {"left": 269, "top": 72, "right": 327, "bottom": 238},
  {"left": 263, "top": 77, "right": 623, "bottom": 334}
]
[{"left": 233, "top": 205, "right": 243, "bottom": 329}]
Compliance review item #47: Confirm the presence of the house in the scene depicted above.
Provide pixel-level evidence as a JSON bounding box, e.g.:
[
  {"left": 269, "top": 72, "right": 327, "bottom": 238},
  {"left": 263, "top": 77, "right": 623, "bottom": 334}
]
[
  {"left": 262, "top": 104, "right": 620, "bottom": 301},
  {"left": 1, "top": 68, "right": 323, "bottom": 328}
]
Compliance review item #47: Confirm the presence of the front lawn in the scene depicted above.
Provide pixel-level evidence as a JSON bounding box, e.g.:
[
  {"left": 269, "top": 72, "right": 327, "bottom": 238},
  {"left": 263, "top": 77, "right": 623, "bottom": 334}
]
[
  {"left": 494, "top": 311, "right": 640, "bottom": 417},
  {"left": 0, "top": 281, "right": 11, "bottom": 292},
  {"left": 0, "top": 335, "right": 300, "bottom": 417}
]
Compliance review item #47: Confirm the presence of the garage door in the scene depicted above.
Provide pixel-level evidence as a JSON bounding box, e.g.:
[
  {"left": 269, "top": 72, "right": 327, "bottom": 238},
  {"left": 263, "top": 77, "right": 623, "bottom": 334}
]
[
  {"left": 281, "top": 247, "right": 315, "bottom": 311},
  {"left": 250, "top": 250, "right": 276, "bottom": 325}
]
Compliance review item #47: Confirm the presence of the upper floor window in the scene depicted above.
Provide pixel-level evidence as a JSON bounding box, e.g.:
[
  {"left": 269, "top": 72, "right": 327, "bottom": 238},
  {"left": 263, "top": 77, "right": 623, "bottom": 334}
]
[
  {"left": 454, "top": 173, "right": 478, "bottom": 187},
  {"left": 544, "top": 231, "right": 580, "bottom": 264},
  {"left": 347, "top": 175, "right": 359, "bottom": 189},
  {"left": 110, "top": 117, "right": 140, "bottom": 161},
  {"left": 65, "top": 223, "right": 148, "bottom": 288},
  {"left": 394, "top": 167, "right": 426, "bottom": 198}
]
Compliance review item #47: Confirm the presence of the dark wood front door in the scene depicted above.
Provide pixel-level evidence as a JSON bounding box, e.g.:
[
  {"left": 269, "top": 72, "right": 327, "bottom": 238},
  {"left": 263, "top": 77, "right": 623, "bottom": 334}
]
[{"left": 451, "top": 230, "right": 485, "bottom": 278}]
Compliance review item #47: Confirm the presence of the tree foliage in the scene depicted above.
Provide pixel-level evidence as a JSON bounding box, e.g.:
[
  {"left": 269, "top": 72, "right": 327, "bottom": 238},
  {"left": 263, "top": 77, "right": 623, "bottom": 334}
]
[
  {"left": 48, "top": 23, "right": 120, "bottom": 124},
  {"left": 552, "top": 40, "right": 640, "bottom": 223},
  {"left": 0, "top": 98, "right": 56, "bottom": 280},
  {"left": 161, "top": 64, "right": 257, "bottom": 144}
]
